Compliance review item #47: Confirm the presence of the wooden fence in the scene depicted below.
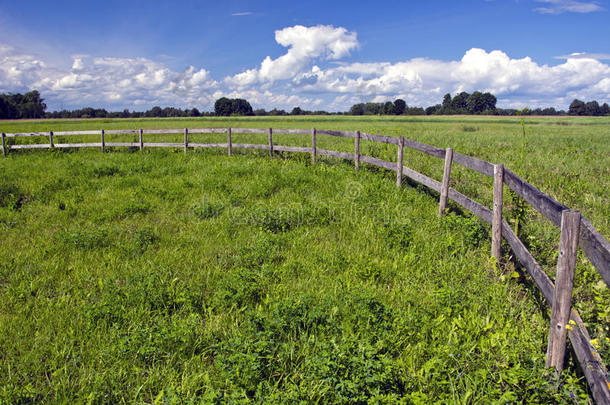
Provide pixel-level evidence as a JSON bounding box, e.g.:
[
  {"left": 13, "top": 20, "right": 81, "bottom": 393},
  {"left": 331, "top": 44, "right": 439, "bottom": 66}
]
[{"left": 2, "top": 127, "right": 609, "bottom": 403}]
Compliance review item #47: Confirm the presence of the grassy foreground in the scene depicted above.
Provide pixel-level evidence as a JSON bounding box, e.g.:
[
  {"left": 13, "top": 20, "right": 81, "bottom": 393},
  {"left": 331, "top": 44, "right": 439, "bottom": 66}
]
[{"left": 1, "top": 116, "right": 608, "bottom": 402}]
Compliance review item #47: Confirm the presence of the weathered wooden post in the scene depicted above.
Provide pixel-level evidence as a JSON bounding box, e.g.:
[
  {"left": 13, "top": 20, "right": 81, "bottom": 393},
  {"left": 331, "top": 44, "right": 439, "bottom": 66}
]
[
  {"left": 546, "top": 210, "right": 581, "bottom": 373},
  {"left": 227, "top": 128, "right": 232, "bottom": 156},
  {"left": 268, "top": 128, "right": 273, "bottom": 158},
  {"left": 49, "top": 131, "right": 54, "bottom": 148},
  {"left": 101, "top": 129, "right": 105, "bottom": 153},
  {"left": 184, "top": 128, "right": 188, "bottom": 154},
  {"left": 355, "top": 130, "right": 360, "bottom": 171},
  {"left": 492, "top": 164, "right": 504, "bottom": 261},
  {"left": 396, "top": 136, "right": 404, "bottom": 188},
  {"left": 311, "top": 128, "right": 317, "bottom": 165},
  {"left": 139, "top": 129, "right": 144, "bottom": 151},
  {"left": 1, "top": 132, "right": 6, "bottom": 157},
  {"left": 438, "top": 147, "right": 453, "bottom": 217}
]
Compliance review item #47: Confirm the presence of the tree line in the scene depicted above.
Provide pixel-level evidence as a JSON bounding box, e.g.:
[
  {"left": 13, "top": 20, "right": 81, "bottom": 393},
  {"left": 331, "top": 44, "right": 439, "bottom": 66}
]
[{"left": 1, "top": 90, "right": 609, "bottom": 119}]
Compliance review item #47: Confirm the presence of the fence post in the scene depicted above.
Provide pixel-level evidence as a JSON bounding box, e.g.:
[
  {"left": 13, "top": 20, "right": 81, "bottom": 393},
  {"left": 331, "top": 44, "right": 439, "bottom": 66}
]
[
  {"left": 227, "top": 128, "right": 232, "bottom": 156},
  {"left": 355, "top": 130, "right": 360, "bottom": 171},
  {"left": 396, "top": 136, "right": 404, "bottom": 188},
  {"left": 438, "top": 147, "right": 453, "bottom": 217},
  {"left": 311, "top": 128, "right": 317, "bottom": 165},
  {"left": 492, "top": 164, "right": 504, "bottom": 261},
  {"left": 184, "top": 128, "right": 188, "bottom": 154},
  {"left": 101, "top": 130, "right": 105, "bottom": 153},
  {"left": 1, "top": 133, "right": 6, "bottom": 157},
  {"left": 49, "top": 131, "right": 54, "bottom": 148},
  {"left": 268, "top": 128, "right": 273, "bottom": 158},
  {"left": 546, "top": 210, "right": 581, "bottom": 373},
  {"left": 139, "top": 129, "right": 144, "bottom": 151}
]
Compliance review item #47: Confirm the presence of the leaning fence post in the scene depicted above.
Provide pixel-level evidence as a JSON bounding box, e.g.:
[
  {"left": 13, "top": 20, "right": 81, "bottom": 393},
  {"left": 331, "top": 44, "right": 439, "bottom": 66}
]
[
  {"left": 355, "top": 130, "right": 360, "bottom": 171},
  {"left": 438, "top": 147, "right": 453, "bottom": 216},
  {"left": 268, "top": 128, "right": 273, "bottom": 158},
  {"left": 139, "top": 129, "right": 144, "bottom": 151},
  {"left": 184, "top": 128, "right": 188, "bottom": 155},
  {"left": 396, "top": 136, "right": 404, "bottom": 188},
  {"left": 1, "top": 132, "right": 6, "bottom": 157},
  {"left": 311, "top": 128, "right": 317, "bottom": 165},
  {"left": 546, "top": 210, "right": 581, "bottom": 373},
  {"left": 49, "top": 131, "right": 54, "bottom": 149},
  {"left": 492, "top": 164, "right": 504, "bottom": 261},
  {"left": 227, "top": 128, "right": 232, "bottom": 156},
  {"left": 101, "top": 129, "right": 105, "bottom": 153}
]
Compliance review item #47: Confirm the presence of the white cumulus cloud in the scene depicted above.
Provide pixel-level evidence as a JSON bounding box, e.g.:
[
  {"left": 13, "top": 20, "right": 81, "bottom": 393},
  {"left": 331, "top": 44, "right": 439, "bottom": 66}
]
[{"left": 534, "top": 0, "right": 604, "bottom": 14}]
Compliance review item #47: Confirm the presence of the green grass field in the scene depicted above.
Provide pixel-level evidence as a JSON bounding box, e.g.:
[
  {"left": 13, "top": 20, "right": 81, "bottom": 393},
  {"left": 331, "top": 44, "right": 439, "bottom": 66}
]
[{"left": 1, "top": 116, "right": 608, "bottom": 403}]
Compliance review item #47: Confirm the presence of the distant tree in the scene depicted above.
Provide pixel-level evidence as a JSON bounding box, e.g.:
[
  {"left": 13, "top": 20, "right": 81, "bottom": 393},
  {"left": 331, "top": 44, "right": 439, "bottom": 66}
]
[
  {"left": 231, "top": 98, "right": 253, "bottom": 115},
  {"left": 383, "top": 101, "right": 395, "bottom": 115},
  {"left": 442, "top": 93, "right": 452, "bottom": 109},
  {"left": 585, "top": 100, "right": 601, "bottom": 116},
  {"left": 393, "top": 99, "right": 406, "bottom": 115},
  {"left": 349, "top": 103, "right": 365, "bottom": 115},
  {"left": 451, "top": 92, "right": 469, "bottom": 113},
  {"left": 291, "top": 106, "right": 303, "bottom": 115},
  {"left": 569, "top": 99, "right": 586, "bottom": 115},
  {"left": 214, "top": 97, "right": 233, "bottom": 116},
  {"left": 253, "top": 108, "right": 268, "bottom": 116},
  {"left": 601, "top": 102, "right": 610, "bottom": 116},
  {"left": 426, "top": 104, "right": 441, "bottom": 115}
]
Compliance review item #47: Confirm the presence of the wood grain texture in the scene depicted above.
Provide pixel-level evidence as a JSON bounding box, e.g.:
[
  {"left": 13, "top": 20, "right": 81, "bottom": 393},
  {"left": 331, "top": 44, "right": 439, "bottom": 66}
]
[
  {"left": 311, "top": 128, "right": 317, "bottom": 165},
  {"left": 453, "top": 152, "right": 494, "bottom": 177},
  {"left": 403, "top": 138, "right": 445, "bottom": 158},
  {"left": 268, "top": 128, "right": 273, "bottom": 158},
  {"left": 402, "top": 166, "right": 442, "bottom": 193},
  {"left": 101, "top": 130, "right": 105, "bottom": 153},
  {"left": 360, "top": 155, "right": 395, "bottom": 170},
  {"left": 230, "top": 128, "right": 267, "bottom": 134},
  {"left": 142, "top": 129, "right": 184, "bottom": 134},
  {"left": 355, "top": 131, "right": 360, "bottom": 170},
  {"left": 317, "top": 148, "right": 355, "bottom": 160},
  {"left": 317, "top": 129, "right": 354, "bottom": 138},
  {"left": 438, "top": 148, "right": 454, "bottom": 216},
  {"left": 359, "top": 132, "right": 400, "bottom": 145},
  {"left": 139, "top": 129, "right": 144, "bottom": 151},
  {"left": 397, "top": 137, "right": 404, "bottom": 187},
  {"left": 142, "top": 142, "right": 182, "bottom": 148},
  {"left": 273, "top": 145, "right": 311, "bottom": 153},
  {"left": 227, "top": 128, "right": 232, "bottom": 156},
  {"left": 546, "top": 210, "right": 581, "bottom": 372},
  {"left": 103, "top": 130, "right": 139, "bottom": 135},
  {"left": 189, "top": 143, "right": 228, "bottom": 148},
  {"left": 492, "top": 164, "right": 504, "bottom": 261},
  {"left": 230, "top": 143, "right": 270, "bottom": 150},
  {"left": 105, "top": 142, "right": 141, "bottom": 147},
  {"left": 49, "top": 132, "right": 54, "bottom": 148},
  {"left": 1, "top": 133, "right": 6, "bottom": 157}
]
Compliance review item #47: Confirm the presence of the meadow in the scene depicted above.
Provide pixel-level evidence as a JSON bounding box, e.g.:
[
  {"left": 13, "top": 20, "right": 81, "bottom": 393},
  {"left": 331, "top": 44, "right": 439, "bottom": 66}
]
[{"left": 0, "top": 115, "right": 608, "bottom": 403}]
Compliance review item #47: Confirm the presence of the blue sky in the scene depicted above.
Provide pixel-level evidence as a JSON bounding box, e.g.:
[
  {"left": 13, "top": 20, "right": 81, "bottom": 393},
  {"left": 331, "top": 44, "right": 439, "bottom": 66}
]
[{"left": 1, "top": 0, "right": 609, "bottom": 111}]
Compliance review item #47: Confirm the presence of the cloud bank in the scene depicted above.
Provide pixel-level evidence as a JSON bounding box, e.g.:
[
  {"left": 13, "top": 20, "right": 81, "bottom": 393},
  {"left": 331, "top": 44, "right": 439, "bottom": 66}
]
[{"left": 1, "top": 25, "right": 610, "bottom": 111}]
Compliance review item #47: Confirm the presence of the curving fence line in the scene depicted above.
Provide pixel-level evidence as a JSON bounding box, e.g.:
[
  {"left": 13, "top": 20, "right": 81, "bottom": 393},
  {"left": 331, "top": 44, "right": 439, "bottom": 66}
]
[{"left": 2, "top": 127, "right": 609, "bottom": 403}]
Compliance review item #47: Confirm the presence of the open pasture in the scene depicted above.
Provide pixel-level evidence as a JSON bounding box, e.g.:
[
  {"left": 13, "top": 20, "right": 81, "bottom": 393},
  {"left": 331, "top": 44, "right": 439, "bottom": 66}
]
[{"left": 0, "top": 115, "right": 608, "bottom": 402}]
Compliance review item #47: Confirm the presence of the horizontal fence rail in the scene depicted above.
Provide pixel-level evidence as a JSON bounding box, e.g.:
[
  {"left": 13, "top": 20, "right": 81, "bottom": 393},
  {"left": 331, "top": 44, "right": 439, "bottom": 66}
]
[{"left": 1, "top": 127, "right": 609, "bottom": 403}]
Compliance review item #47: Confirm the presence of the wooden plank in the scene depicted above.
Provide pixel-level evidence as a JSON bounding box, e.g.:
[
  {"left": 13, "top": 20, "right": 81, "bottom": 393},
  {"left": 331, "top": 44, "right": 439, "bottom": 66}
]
[
  {"left": 317, "top": 129, "right": 354, "bottom": 138},
  {"left": 492, "top": 164, "right": 504, "bottom": 261},
  {"left": 273, "top": 145, "right": 311, "bottom": 153},
  {"left": 101, "top": 130, "right": 105, "bottom": 153},
  {"left": 272, "top": 128, "right": 311, "bottom": 135},
  {"left": 189, "top": 143, "right": 228, "bottom": 148},
  {"left": 503, "top": 168, "right": 564, "bottom": 227},
  {"left": 311, "top": 128, "right": 317, "bottom": 165},
  {"left": 10, "top": 144, "right": 52, "bottom": 149},
  {"left": 105, "top": 142, "right": 141, "bottom": 147},
  {"left": 317, "top": 148, "right": 355, "bottom": 160},
  {"left": 184, "top": 128, "right": 188, "bottom": 154},
  {"left": 360, "top": 155, "right": 395, "bottom": 170},
  {"left": 4, "top": 132, "right": 58, "bottom": 137},
  {"left": 268, "top": 128, "right": 273, "bottom": 158},
  {"left": 396, "top": 137, "right": 404, "bottom": 187},
  {"left": 1, "top": 133, "right": 6, "bottom": 157},
  {"left": 402, "top": 138, "right": 445, "bottom": 158},
  {"left": 453, "top": 152, "right": 494, "bottom": 177},
  {"left": 142, "top": 142, "right": 183, "bottom": 148},
  {"left": 139, "top": 129, "right": 144, "bottom": 151},
  {"left": 402, "top": 165, "right": 442, "bottom": 193},
  {"left": 546, "top": 210, "right": 581, "bottom": 372},
  {"left": 579, "top": 218, "right": 610, "bottom": 288},
  {"left": 568, "top": 309, "right": 610, "bottom": 404},
  {"left": 51, "top": 130, "right": 102, "bottom": 136},
  {"left": 359, "top": 132, "right": 400, "bottom": 145},
  {"left": 49, "top": 132, "right": 54, "bottom": 148},
  {"left": 439, "top": 148, "right": 454, "bottom": 217},
  {"left": 448, "top": 188, "right": 493, "bottom": 224},
  {"left": 501, "top": 218, "right": 555, "bottom": 302},
  {"left": 227, "top": 128, "right": 232, "bottom": 156},
  {"left": 230, "top": 128, "right": 267, "bottom": 134},
  {"left": 231, "top": 143, "right": 270, "bottom": 150},
  {"left": 53, "top": 143, "right": 101, "bottom": 148},
  {"left": 355, "top": 130, "right": 360, "bottom": 170},
  {"left": 142, "top": 129, "right": 185, "bottom": 134},
  {"left": 103, "top": 129, "right": 139, "bottom": 135},
  {"left": 190, "top": 128, "right": 228, "bottom": 134}
]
